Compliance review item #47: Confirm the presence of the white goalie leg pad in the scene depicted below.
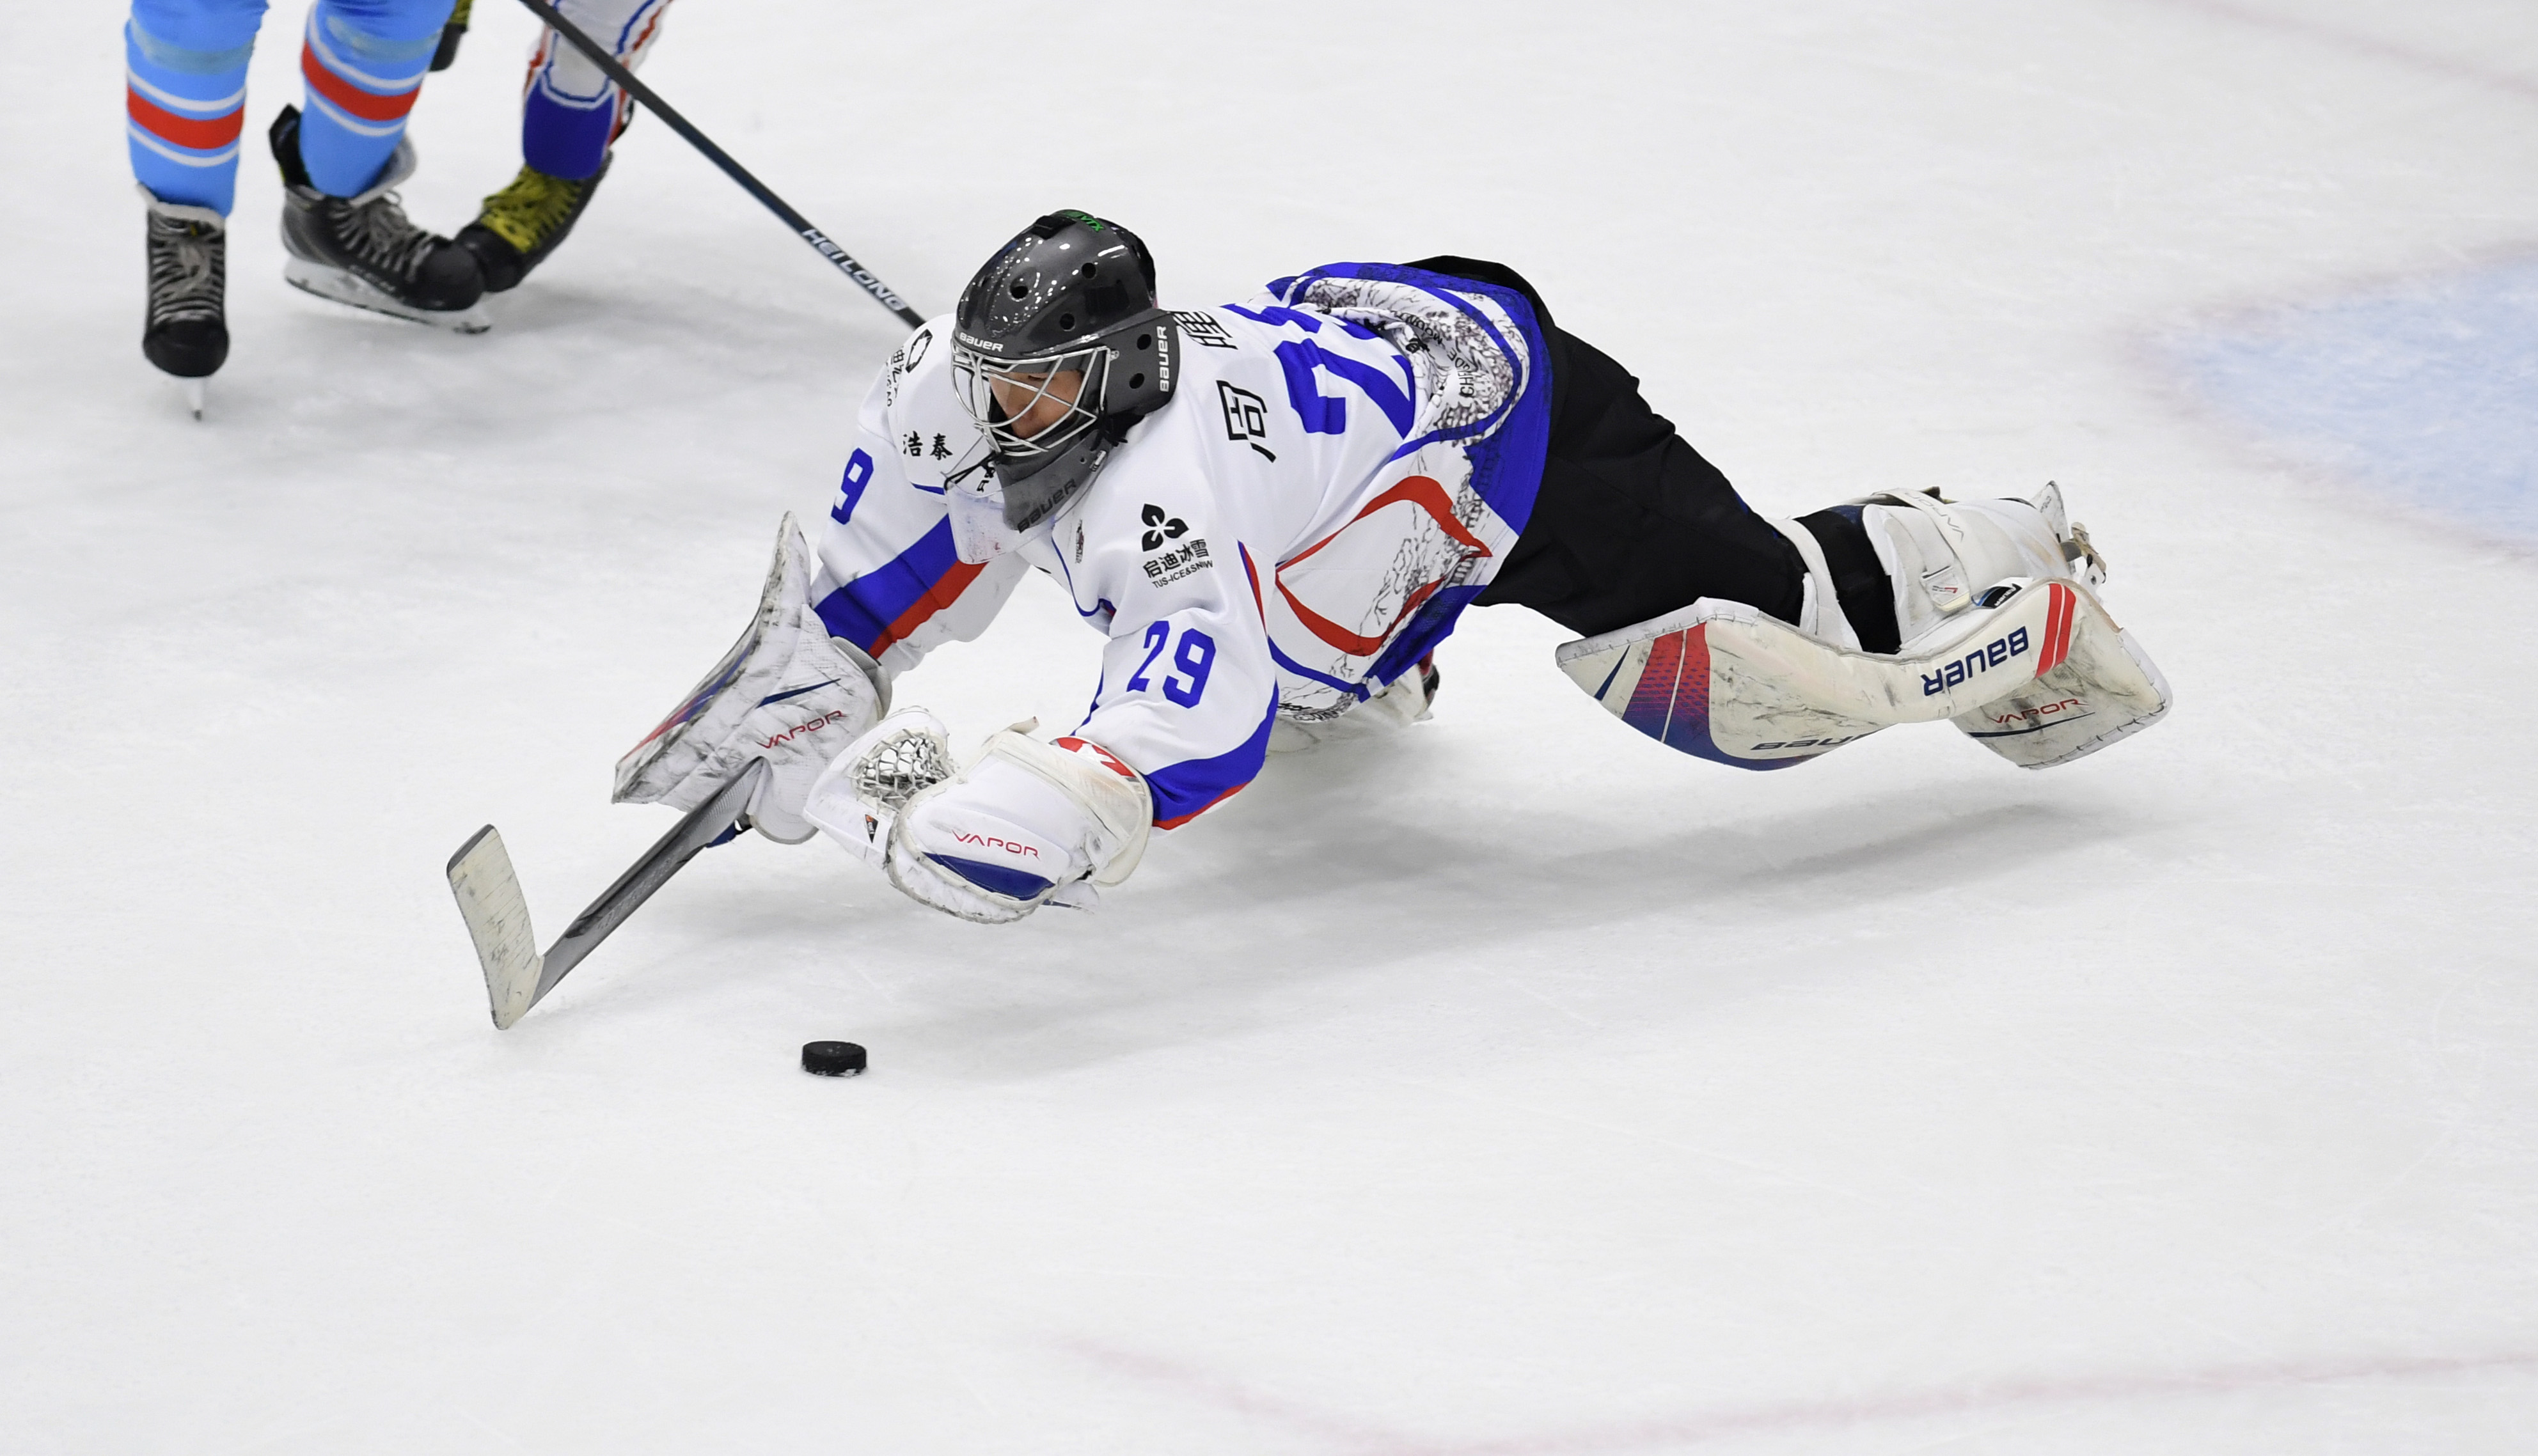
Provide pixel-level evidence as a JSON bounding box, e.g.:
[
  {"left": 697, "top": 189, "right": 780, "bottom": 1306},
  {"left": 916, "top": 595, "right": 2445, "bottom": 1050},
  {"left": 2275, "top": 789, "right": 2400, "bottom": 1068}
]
[
  {"left": 1555, "top": 575, "right": 2169, "bottom": 770},
  {"left": 806, "top": 716, "right": 1153, "bottom": 924},
  {"left": 613, "top": 513, "right": 890, "bottom": 843},
  {"left": 1951, "top": 599, "right": 2171, "bottom": 768},
  {"left": 1857, "top": 483, "right": 2148, "bottom": 763}
]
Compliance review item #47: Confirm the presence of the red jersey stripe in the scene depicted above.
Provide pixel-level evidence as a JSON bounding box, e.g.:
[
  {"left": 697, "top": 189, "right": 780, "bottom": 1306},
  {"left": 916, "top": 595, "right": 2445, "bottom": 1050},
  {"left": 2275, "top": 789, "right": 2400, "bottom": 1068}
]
[
  {"left": 1154, "top": 781, "right": 1245, "bottom": 830},
  {"left": 1279, "top": 575, "right": 1444, "bottom": 657},
  {"left": 871, "top": 560, "right": 986, "bottom": 657},
  {"left": 1238, "top": 543, "right": 1265, "bottom": 623}
]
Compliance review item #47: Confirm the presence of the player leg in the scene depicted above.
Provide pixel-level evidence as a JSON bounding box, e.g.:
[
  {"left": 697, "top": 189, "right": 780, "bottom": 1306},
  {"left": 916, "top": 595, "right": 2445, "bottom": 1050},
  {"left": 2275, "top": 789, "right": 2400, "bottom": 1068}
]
[
  {"left": 429, "top": 0, "right": 469, "bottom": 69},
  {"left": 271, "top": 0, "right": 487, "bottom": 328},
  {"left": 456, "top": 0, "right": 676, "bottom": 292},
  {"left": 1475, "top": 321, "right": 1826, "bottom": 641},
  {"left": 1796, "top": 485, "right": 2104, "bottom": 654},
  {"left": 127, "top": 0, "right": 267, "bottom": 385},
  {"left": 1465, "top": 297, "right": 2157, "bottom": 769}
]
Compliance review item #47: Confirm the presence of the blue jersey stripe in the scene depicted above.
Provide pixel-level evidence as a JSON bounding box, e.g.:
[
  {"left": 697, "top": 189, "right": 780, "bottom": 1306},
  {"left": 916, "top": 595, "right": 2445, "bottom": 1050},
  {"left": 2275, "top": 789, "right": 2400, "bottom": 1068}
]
[
  {"left": 1267, "top": 638, "right": 1374, "bottom": 702},
  {"left": 814, "top": 519, "right": 963, "bottom": 655},
  {"left": 1149, "top": 696, "right": 1279, "bottom": 829},
  {"left": 1369, "top": 583, "right": 1487, "bottom": 687}
]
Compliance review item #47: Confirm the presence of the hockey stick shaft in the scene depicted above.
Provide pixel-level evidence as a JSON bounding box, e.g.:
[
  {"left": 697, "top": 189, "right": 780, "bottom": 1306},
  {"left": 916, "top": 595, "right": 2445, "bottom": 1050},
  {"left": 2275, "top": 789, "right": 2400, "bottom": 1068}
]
[
  {"left": 449, "top": 759, "right": 768, "bottom": 1028},
  {"left": 509, "top": 0, "right": 926, "bottom": 329}
]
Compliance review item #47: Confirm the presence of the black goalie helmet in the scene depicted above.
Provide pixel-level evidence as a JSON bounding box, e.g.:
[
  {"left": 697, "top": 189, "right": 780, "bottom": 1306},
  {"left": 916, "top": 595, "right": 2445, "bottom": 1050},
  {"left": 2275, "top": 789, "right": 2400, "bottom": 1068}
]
[{"left": 949, "top": 210, "right": 1179, "bottom": 531}]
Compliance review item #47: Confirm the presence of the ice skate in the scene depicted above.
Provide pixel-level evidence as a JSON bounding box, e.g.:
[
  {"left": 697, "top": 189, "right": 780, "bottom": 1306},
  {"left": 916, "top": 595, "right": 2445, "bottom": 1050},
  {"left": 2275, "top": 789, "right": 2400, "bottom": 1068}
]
[
  {"left": 455, "top": 157, "right": 612, "bottom": 294},
  {"left": 139, "top": 186, "right": 228, "bottom": 415},
  {"left": 1834, "top": 482, "right": 2165, "bottom": 764},
  {"left": 1267, "top": 656, "right": 1441, "bottom": 753},
  {"left": 429, "top": 0, "right": 471, "bottom": 71},
  {"left": 1856, "top": 482, "right": 2106, "bottom": 650},
  {"left": 268, "top": 106, "right": 489, "bottom": 334}
]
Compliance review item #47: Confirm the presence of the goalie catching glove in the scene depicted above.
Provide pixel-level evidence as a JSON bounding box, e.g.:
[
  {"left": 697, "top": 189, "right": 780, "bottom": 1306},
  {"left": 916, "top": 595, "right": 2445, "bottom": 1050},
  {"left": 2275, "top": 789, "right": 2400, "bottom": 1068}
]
[
  {"left": 803, "top": 709, "right": 1154, "bottom": 924},
  {"left": 613, "top": 515, "right": 890, "bottom": 843}
]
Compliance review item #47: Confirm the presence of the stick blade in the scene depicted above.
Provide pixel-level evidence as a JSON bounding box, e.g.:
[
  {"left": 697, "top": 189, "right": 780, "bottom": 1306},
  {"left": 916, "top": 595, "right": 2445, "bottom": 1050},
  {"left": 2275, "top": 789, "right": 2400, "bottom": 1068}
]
[{"left": 448, "top": 826, "right": 544, "bottom": 1029}]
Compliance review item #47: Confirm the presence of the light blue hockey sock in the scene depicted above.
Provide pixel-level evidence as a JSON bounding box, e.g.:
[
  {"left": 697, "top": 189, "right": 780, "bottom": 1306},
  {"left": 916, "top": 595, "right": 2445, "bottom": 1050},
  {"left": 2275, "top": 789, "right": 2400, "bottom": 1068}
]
[
  {"left": 125, "top": 0, "right": 268, "bottom": 215},
  {"left": 292, "top": 0, "right": 452, "bottom": 196}
]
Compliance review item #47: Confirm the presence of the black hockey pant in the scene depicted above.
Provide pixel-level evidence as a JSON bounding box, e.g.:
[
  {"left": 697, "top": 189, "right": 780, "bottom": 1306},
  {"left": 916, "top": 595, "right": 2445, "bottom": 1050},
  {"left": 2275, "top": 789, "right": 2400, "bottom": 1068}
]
[{"left": 1419, "top": 258, "right": 1904, "bottom": 653}]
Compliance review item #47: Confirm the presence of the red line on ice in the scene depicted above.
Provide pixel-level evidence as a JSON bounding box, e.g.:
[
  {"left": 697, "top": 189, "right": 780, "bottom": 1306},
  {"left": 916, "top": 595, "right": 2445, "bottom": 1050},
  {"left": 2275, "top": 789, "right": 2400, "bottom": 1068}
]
[
  {"left": 1054, "top": 1337, "right": 1424, "bottom": 1449},
  {"left": 2135, "top": 0, "right": 2538, "bottom": 106},
  {"left": 1344, "top": 1349, "right": 2538, "bottom": 1455},
  {"left": 1061, "top": 1336, "right": 2537, "bottom": 1455}
]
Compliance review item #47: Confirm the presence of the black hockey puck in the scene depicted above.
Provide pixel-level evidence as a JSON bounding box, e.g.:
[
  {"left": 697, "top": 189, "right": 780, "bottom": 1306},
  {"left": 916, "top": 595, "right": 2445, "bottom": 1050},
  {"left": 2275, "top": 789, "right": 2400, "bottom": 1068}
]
[{"left": 801, "top": 1041, "right": 867, "bottom": 1077}]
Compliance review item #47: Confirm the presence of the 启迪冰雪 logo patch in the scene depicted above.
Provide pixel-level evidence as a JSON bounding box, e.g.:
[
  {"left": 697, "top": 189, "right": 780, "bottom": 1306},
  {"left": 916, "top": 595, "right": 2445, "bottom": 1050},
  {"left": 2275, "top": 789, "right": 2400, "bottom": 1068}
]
[{"left": 1138, "top": 503, "right": 1212, "bottom": 586}]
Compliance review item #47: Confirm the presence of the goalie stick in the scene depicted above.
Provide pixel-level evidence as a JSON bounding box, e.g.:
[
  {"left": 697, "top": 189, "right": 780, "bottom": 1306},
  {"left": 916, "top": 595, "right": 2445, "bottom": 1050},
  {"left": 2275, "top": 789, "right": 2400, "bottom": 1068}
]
[
  {"left": 448, "top": 758, "right": 769, "bottom": 1029},
  {"left": 509, "top": 0, "right": 925, "bottom": 329}
]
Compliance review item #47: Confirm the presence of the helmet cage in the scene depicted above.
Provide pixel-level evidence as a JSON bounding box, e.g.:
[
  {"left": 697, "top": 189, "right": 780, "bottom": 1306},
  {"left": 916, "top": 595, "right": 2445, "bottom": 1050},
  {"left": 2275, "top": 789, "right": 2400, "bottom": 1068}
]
[
  {"left": 946, "top": 210, "right": 1178, "bottom": 533},
  {"left": 948, "top": 341, "right": 1114, "bottom": 466}
]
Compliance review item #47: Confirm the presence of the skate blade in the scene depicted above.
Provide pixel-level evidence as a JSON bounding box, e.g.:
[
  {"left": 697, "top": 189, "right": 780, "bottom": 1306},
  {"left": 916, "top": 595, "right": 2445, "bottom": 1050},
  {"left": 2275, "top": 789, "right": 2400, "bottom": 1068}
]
[
  {"left": 182, "top": 377, "right": 206, "bottom": 420},
  {"left": 283, "top": 258, "right": 491, "bottom": 334}
]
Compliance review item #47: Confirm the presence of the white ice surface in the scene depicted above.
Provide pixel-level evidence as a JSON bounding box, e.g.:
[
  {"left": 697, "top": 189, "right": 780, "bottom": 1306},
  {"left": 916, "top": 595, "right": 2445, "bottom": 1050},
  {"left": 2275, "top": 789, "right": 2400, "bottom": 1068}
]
[{"left": 7, "top": 2, "right": 2538, "bottom": 1451}]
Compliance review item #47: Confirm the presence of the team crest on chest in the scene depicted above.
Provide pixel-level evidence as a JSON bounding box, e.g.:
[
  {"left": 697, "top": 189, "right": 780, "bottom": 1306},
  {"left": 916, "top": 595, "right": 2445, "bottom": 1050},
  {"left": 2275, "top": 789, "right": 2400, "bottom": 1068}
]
[
  {"left": 1138, "top": 503, "right": 1212, "bottom": 584},
  {"left": 1140, "top": 503, "right": 1188, "bottom": 551}
]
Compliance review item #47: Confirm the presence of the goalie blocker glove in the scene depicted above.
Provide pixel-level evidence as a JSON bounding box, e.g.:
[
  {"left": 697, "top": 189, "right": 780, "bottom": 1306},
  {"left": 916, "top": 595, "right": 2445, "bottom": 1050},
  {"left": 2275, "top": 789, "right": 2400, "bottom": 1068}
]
[
  {"left": 805, "top": 710, "right": 1153, "bottom": 924},
  {"left": 615, "top": 514, "right": 890, "bottom": 842}
]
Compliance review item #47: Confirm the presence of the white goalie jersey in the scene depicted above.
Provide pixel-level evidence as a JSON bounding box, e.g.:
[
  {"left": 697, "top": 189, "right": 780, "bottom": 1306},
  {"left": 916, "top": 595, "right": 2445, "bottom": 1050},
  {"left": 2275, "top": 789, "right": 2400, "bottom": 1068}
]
[{"left": 807, "top": 263, "right": 1555, "bottom": 829}]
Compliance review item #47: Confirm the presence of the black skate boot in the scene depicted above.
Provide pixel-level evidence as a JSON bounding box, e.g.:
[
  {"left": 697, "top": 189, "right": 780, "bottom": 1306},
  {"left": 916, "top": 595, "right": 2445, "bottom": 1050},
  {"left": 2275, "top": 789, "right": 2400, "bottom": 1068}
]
[
  {"left": 454, "top": 155, "right": 613, "bottom": 293},
  {"left": 139, "top": 185, "right": 228, "bottom": 416},
  {"left": 269, "top": 106, "right": 489, "bottom": 333},
  {"left": 430, "top": 0, "right": 471, "bottom": 70}
]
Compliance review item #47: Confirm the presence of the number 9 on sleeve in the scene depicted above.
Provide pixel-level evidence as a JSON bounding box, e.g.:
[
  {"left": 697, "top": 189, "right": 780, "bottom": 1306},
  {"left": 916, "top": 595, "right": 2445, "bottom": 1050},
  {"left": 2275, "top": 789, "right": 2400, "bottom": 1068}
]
[{"left": 1163, "top": 629, "right": 1215, "bottom": 707}]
